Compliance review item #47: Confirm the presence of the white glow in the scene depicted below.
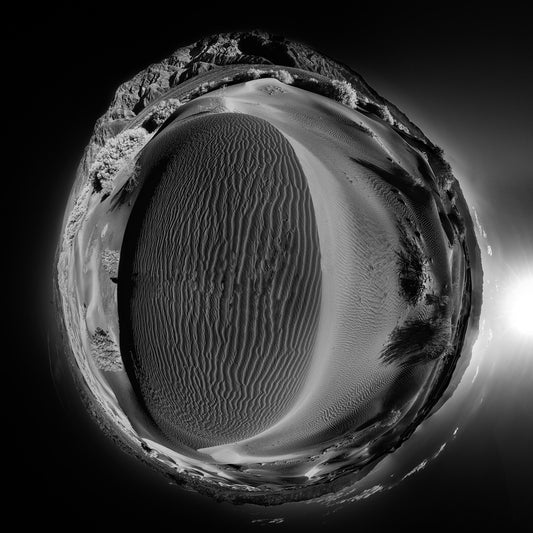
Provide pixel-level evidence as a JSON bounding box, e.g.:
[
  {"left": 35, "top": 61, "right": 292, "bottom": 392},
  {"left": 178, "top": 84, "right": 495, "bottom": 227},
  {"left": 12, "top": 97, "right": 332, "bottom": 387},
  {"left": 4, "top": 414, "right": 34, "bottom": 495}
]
[{"left": 505, "top": 276, "right": 533, "bottom": 336}]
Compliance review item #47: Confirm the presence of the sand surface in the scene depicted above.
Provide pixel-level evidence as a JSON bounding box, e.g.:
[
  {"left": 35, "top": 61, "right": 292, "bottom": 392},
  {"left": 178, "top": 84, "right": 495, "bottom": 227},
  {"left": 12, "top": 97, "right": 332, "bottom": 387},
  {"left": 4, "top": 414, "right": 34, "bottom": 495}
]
[
  {"left": 120, "top": 112, "right": 322, "bottom": 448},
  {"left": 111, "top": 79, "right": 455, "bottom": 461},
  {"left": 55, "top": 35, "right": 482, "bottom": 502}
]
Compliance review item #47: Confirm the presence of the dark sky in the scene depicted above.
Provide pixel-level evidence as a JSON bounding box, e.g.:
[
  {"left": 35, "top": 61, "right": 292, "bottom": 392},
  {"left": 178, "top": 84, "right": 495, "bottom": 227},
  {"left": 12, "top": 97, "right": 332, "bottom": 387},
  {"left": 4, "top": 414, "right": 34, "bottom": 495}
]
[{"left": 15, "top": 2, "right": 531, "bottom": 529}]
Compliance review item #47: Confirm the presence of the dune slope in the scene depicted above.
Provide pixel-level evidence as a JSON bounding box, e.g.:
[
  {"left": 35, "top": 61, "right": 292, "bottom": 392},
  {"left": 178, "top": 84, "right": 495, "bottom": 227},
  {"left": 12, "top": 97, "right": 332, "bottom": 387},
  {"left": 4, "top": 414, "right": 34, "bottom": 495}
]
[{"left": 120, "top": 112, "right": 322, "bottom": 449}]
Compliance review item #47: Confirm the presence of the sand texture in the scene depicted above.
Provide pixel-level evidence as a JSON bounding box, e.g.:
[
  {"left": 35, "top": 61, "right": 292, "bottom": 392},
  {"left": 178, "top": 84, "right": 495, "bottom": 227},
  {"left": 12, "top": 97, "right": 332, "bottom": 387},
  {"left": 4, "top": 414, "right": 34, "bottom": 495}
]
[
  {"left": 115, "top": 80, "right": 457, "bottom": 462},
  {"left": 120, "top": 113, "right": 322, "bottom": 448},
  {"left": 55, "top": 32, "right": 483, "bottom": 504}
]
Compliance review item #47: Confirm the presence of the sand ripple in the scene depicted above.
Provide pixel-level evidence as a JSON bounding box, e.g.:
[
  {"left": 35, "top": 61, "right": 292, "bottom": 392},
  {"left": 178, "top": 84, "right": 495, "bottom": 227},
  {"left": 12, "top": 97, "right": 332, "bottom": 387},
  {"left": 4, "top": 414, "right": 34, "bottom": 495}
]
[{"left": 120, "top": 113, "right": 322, "bottom": 448}]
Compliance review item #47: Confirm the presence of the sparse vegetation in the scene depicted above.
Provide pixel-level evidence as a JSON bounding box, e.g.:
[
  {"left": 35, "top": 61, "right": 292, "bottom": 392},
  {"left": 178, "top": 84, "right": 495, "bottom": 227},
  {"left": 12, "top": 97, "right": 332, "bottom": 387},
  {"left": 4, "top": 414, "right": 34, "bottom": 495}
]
[
  {"left": 331, "top": 80, "right": 358, "bottom": 109},
  {"left": 101, "top": 249, "right": 120, "bottom": 277},
  {"left": 397, "top": 248, "right": 426, "bottom": 305},
  {"left": 91, "top": 327, "right": 123, "bottom": 371},
  {"left": 246, "top": 67, "right": 295, "bottom": 85},
  {"left": 274, "top": 70, "right": 295, "bottom": 85},
  {"left": 143, "top": 98, "right": 182, "bottom": 130},
  {"left": 89, "top": 127, "right": 148, "bottom": 196},
  {"left": 431, "top": 156, "right": 456, "bottom": 191},
  {"left": 246, "top": 67, "right": 263, "bottom": 79},
  {"left": 381, "top": 317, "right": 451, "bottom": 367},
  {"left": 195, "top": 81, "right": 214, "bottom": 96},
  {"left": 245, "top": 71, "right": 361, "bottom": 109},
  {"left": 425, "top": 293, "right": 450, "bottom": 311},
  {"left": 380, "top": 105, "right": 410, "bottom": 133},
  {"left": 396, "top": 226, "right": 428, "bottom": 306}
]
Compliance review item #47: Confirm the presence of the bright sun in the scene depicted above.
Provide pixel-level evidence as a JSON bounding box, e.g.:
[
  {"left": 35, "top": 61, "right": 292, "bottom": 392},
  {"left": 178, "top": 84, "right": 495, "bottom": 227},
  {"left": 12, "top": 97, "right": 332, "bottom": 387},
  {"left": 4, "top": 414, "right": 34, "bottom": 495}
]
[{"left": 505, "top": 276, "right": 533, "bottom": 336}]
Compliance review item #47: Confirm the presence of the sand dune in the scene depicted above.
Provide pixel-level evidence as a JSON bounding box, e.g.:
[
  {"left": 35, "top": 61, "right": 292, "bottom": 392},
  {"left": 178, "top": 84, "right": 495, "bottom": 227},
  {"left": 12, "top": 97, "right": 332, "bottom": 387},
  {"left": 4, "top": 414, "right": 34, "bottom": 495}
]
[
  {"left": 56, "top": 34, "right": 482, "bottom": 502},
  {"left": 188, "top": 81, "right": 409, "bottom": 460},
  {"left": 120, "top": 112, "right": 322, "bottom": 449},
  {"left": 114, "top": 79, "right": 460, "bottom": 460}
]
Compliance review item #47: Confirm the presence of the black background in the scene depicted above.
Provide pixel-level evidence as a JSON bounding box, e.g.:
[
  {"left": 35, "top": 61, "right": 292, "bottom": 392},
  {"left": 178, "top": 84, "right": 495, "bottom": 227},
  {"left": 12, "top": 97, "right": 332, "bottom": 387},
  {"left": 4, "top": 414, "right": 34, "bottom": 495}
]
[{"left": 14, "top": 2, "right": 532, "bottom": 529}]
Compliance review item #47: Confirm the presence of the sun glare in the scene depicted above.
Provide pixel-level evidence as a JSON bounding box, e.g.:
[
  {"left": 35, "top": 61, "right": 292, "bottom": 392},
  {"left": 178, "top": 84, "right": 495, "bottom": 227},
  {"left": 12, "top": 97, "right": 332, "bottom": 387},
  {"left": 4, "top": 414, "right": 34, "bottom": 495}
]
[{"left": 505, "top": 276, "right": 533, "bottom": 336}]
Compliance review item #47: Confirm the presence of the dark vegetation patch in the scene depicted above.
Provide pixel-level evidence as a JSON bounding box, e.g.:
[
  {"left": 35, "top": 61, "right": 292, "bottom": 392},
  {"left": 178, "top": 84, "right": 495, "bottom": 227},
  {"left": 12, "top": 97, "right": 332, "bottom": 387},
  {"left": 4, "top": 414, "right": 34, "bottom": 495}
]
[
  {"left": 397, "top": 248, "right": 426, "bottom": 305},
  {"left": 396, "top": 224, "right": 428, "bottom": 306},
  {"left": 425, "top": 293, "right": 450, "bottom": 312},
  {"left": 91, "top": 328, "right": 123, "bottom": 371},
  {"left": 381, "top": 317, "right": 450, "bottom": 367}
]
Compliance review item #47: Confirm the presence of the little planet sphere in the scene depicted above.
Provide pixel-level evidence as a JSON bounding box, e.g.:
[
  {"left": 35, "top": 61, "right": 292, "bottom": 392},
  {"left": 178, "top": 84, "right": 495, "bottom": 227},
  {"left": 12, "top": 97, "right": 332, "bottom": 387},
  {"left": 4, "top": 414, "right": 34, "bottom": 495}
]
[{"left": 55, "top": 31, "right": 482, "bottom": 504}]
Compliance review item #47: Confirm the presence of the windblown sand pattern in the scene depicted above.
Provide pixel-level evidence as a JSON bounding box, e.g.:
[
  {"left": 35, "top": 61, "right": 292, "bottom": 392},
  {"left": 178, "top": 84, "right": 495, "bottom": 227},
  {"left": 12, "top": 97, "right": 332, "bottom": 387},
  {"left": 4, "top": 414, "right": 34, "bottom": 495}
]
[
  {"left": 121, "top": 113, "right": 322, "bottom": 448},
  {"left": 59, "top": 34, "right": 482, "bottom": 503}
]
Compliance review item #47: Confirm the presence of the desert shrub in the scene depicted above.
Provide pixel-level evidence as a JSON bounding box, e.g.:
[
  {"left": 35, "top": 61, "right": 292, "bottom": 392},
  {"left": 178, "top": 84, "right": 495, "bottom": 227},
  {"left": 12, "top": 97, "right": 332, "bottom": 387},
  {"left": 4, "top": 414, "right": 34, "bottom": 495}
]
[
  {"left": 380, "top": 105, "right": 410, "bottom": 133},
  {"left": 331, "top": 80, "right": 358, "bottom": 108},
  {"left": 381, "top": 317, "right": 451, "bottom": 367},
  {"left": 397, "top": 248, "right": 426, "bottom": 305},
  {"left": 101, "top": 249, "right": 120, "bottom": 277},
  {"left": 246, "top": 67, "right": 295, "bottom": 85},
  {"left": 145, "top": 98, "right": 182, "bottom": 129},
  {"left": 91, "top": 327, "right": 123, "bottom": 371},
  {"left": 380, "top": 105, "right": 394, "bottom": 124},
  {"left": 396, "top": 227, "right": 428, "bottom": 306},
  {"left": 89, "top": 127, "right": 148, "bottom": 195},
  {"left": 246, "top": 67, "right": 263, "bottom": 79},
  {"left": 274, "top": 69, "right": 295, "bottom": 85}
]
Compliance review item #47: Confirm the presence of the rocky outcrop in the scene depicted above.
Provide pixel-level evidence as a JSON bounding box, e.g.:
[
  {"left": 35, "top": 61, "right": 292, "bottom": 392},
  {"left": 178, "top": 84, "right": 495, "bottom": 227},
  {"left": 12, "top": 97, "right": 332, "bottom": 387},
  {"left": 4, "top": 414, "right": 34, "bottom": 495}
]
[{"left": 88, "top": 31, "right": 427, "bottom": 147}]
